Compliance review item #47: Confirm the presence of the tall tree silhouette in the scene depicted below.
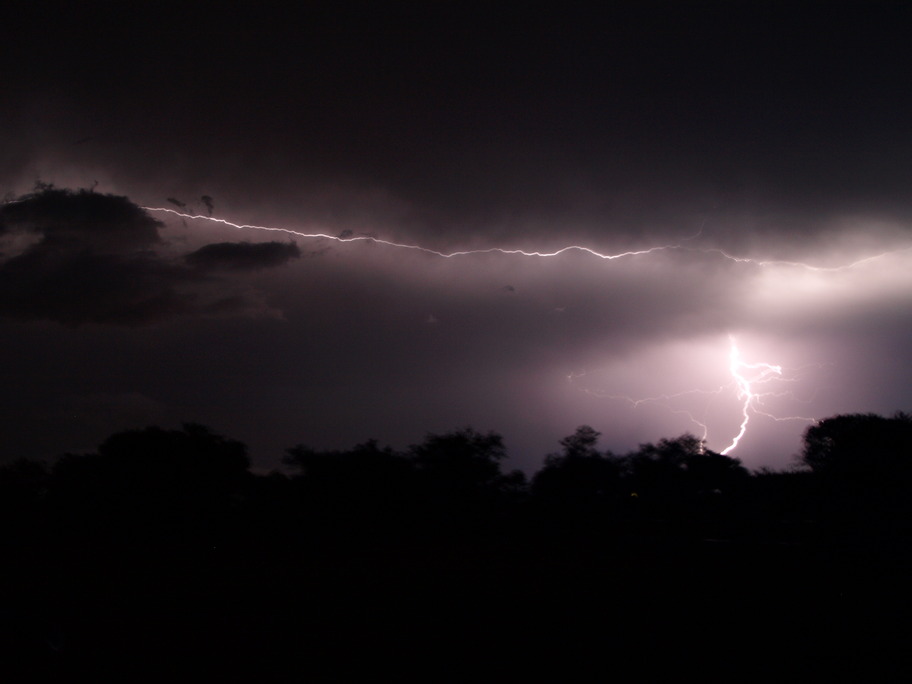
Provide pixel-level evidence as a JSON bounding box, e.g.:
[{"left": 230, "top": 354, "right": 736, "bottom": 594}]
[{"left": 531, "top": 426, "right": 623, "bottom": 512}]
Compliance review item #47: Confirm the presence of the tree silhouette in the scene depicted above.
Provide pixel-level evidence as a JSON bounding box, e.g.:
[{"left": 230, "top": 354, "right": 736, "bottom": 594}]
[
  {"left": 406, "top": 428, "right": 526, "bottom": 530},
  {"left": 620, "top": 434, "right": 750, "bottom": 537},
  {"left": 283, "top": 439, "right": 420, "bottom": 534},
  {"left": 556, "top": 424, "right": 602, "bottom": 458},
  {"left": 624, "top": 434, "right": 749, "bottom": 493},
  {"left": 0, "top": 458, "right": 49, "bottom": 510},
  {"left": 800, "top": 412, "right": 912, "bottom": 536},
  {"left": 0, "top": 458, "right": 50, "bottom": 546},
  {"left": 531, "top": 426, "right": 623, "bottom": 511},
  {"left": 409, "top": 428, "right": 508, "bottom": 493},
  {"left": 49, "top": 424, "right": 251, "bottom": 546},
  {"left": 6, "top": 415, "right": 912, "bottom": 676},
  {"left": 801, "top": 412, "right": 912, "bottom": 480},
  {"left": 624, "top": 434, "right": 704, "bottom": 497}
]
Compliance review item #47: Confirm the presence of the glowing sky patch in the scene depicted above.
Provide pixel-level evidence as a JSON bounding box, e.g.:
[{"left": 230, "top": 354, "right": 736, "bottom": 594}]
[{"left": 133, "top": 206, "right": 912, "bottom": 463}]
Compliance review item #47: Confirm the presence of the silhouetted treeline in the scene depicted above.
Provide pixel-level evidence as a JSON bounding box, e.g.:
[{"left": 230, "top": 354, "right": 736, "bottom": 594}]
[{"left": 2, "top": 414, "right": 911, "bottom": 678}]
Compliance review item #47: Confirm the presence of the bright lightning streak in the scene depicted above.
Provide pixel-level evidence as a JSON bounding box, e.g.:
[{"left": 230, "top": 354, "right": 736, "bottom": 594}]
[
  {"left": 569, "top": 337, "right": 818, "bottom": 456},
  {"left": 721, "top": 336, "right": 819, "bottom": 454},
  {"left": 143, "top": 207, "right": 911, "bottom": 271},
  {"left": 723, "top": 337, "right": 780, "bottom": 454},
  {"left": 142, "top": 207, "right": 682, "bottom": 260}
]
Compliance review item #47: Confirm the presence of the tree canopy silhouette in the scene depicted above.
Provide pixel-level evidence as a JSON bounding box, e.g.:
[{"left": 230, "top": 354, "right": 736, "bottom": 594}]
[
  {"left": 800, "top": 412, "right": 912, "bottom": 528},
  {"left": 638, "top": 435, "right": 747, "bottom": 493},
  {"left": 801, "top": 412, "right": 912, "bottom": 481},
  {"left": 49, "top": 424, "right": 251, "bottom": 544},
  {"left": 283, "top": 439, "right": 419, "bottom": 529},
  {"left": 531, "top": 425, "right": 623, "bottom": 508},
  {"left": 409, "top": 427, "right": 508, "bottom": 492}
]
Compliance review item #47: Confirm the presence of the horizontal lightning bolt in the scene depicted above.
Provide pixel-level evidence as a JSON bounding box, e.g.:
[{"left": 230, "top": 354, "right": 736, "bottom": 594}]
[
  {"left": 569, "top": 376, "right": 721, "bottom": 442},
  {"left": 144, "top": 207, "right": 910, "bottom": 271},
  {"left": 144, "top": 207, "right": 685, "bottom": 260},
  {"left": 702, "top": 248, "right": 911, "bottom": 272}
]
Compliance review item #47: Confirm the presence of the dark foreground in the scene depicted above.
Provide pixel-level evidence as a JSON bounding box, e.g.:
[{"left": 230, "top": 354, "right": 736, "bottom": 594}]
[
  {"left": 2, "top": 419, "right": 911, "bottom": 680},
  {"left": 3, "top": 523, "right": 910, "bottom": 681}
]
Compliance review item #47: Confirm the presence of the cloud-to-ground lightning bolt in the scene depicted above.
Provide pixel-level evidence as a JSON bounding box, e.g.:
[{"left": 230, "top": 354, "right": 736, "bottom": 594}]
[
  {"left": 721, "top": 336, "right": 814, "bottom": 455},
  {"left": 570, "top": 336, "right": 818, "bottom": 455}
]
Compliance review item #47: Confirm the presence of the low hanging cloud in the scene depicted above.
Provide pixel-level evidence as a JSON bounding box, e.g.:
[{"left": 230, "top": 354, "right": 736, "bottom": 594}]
[
  {"left": 0, "top": 187, "right": 300, "bottom": 326},
  {"left": 185, "top": 240, "right": 300, "bottom": 272}
]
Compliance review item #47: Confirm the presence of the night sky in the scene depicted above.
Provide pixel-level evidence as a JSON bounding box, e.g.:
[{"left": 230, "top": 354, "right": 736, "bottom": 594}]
[{"left": 2, "top": 2, "right": 911, "bottom": 472}]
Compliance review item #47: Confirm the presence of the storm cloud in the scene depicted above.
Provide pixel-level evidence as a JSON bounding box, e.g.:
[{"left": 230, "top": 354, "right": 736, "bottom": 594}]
[
  {"left": 0, "top": 188, "right": 300, "bottom": 325},
  {"left": 186, "top": 241, "right": 300, "bottom": 272}
]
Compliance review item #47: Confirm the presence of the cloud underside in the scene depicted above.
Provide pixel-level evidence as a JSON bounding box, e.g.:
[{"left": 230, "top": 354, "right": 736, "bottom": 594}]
[
  {"left": 0, "top": 188, "right": 299, "bottom": 326},
  {"left": 185, "top": 241, "right": 301, "bottom": 271}
]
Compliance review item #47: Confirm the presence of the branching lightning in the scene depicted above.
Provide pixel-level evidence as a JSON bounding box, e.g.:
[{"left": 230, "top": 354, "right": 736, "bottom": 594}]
[
  {"left": 721, "top": 336, "right": 816, "bottom": 454},
  {"left": 568, "top": 377, "right": 720, "bottom": 443},
  {"left": 569, "top": 336, "right": 818, "bottom": 455}
]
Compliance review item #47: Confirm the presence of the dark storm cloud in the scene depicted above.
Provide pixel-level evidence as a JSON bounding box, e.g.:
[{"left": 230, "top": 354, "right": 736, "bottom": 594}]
[
  {"left": 0, "top": 186, "right": 161, "bottom": 250},
  {"left": 0, "top": 245, "right": 194, "bottom": 326},
  {"left": 185, "top": 241, "right": 300, "bottom": 272},
  {"left": 0, "top": 188, "right": 298, "bottom": 326},
  {"left": 8, "top": 3, "right": 912, "bottom": 244}
]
